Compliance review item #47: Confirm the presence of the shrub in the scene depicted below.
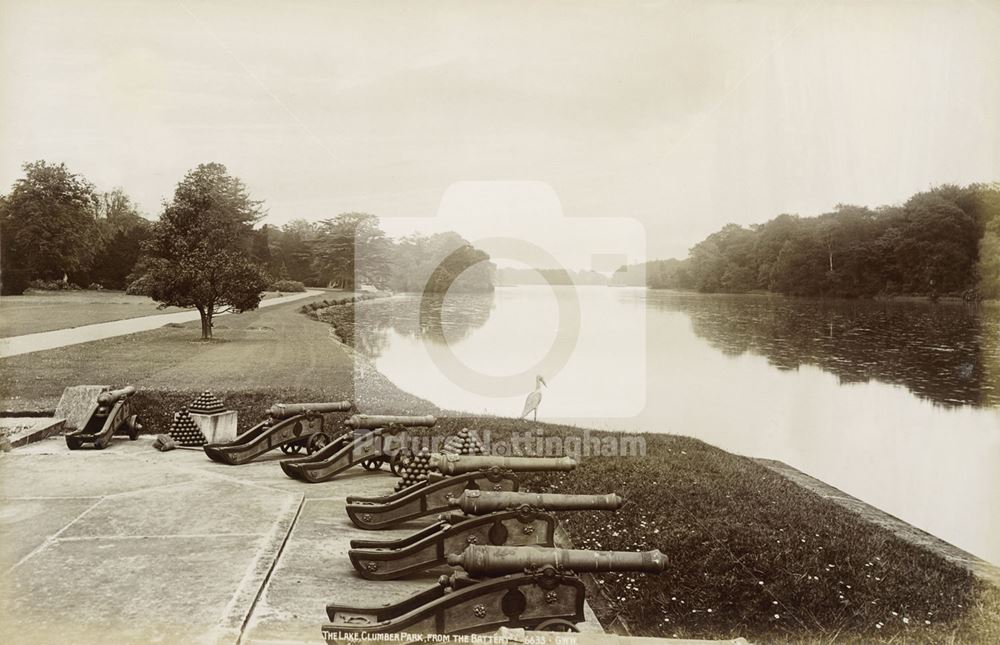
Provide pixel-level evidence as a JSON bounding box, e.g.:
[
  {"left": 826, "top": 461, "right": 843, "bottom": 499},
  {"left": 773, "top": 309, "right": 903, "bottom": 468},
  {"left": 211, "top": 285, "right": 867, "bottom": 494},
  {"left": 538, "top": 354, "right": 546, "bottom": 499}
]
[
  {"left": 27, "top": 279, "right": 81, "bottom": 291},
  {"left": 271, "top": 279, "right": 306, "bottom": 292}
]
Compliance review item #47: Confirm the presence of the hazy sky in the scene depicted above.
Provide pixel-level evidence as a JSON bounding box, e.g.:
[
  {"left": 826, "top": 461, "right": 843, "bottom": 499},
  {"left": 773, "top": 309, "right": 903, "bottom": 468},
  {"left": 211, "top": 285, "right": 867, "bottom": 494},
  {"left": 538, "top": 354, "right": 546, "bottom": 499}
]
[{"left": 2, "top": 0, "right": 998, "bottom": 264}]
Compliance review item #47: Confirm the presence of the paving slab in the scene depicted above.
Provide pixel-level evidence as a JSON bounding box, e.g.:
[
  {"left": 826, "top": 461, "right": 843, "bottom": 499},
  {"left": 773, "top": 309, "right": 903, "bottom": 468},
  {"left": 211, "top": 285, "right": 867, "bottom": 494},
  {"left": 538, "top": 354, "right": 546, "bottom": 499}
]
[
  {"left": 243, "top": 498, "right": 435, "bottom": 644},
  {"left": 0, "top": 436, "right": 608, "bottom": 645},
  {"left": 0, "top": 496, "right": 99, "bottom": 568},
  {"left": 0, "top": 534, "right": 266, "bottom": 645}
]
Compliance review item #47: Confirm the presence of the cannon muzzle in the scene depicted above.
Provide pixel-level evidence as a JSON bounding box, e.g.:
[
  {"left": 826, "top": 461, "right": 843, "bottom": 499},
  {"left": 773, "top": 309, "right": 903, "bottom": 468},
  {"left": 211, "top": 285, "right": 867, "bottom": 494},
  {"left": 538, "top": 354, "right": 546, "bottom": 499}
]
[
  {"left": 447, "top": 545, "right": 667, "bottom": 575},
  {"left": 345, "top": 414, "right": 436, "bottom": 430},
  {"left": 268, "top": 401, "right": 353, "bottom": 419},
  {"left": 455, "top": 490, "right": 623, "bottom": 515},
  {"left": 433, "top": 454, "right": 576, "bottom": 475},
  {"left": 97, "top": 386, "right": 136, "bottom": 405}
]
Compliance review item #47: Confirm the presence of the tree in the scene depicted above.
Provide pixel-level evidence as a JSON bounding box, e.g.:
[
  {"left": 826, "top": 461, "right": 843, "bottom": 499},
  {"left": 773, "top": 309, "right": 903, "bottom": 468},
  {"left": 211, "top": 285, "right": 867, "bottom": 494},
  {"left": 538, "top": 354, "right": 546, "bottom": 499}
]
[
  {"left": 312, "top": 213, "right": 391, "bottom": 290},
  {"left": 0, "top": 161, "right": 100, "bottom": 294},
  {"left": 975, "top": 183, "right": 1000, "bottom": 299},
  {"left": 85, "top": 188, "right": 152, "bottom": 289},
  {"left": 129, "top": 163, "right": 269, "bottom": 339}
]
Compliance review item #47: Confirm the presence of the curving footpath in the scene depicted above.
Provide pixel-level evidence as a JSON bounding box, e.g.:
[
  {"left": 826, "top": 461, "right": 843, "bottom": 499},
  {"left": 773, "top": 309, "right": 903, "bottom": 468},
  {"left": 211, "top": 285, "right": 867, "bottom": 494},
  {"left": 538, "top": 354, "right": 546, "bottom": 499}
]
[{"left": 0, "top": 291, "right": 323, "bottom": 359}]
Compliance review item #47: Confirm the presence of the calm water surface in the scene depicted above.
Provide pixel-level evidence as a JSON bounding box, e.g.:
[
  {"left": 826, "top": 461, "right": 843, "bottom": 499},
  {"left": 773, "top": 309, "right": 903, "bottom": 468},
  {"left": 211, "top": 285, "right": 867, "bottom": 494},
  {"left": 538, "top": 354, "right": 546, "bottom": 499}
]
[{"left": 355, "top": 287, "right": 1000, "bottom": 563}]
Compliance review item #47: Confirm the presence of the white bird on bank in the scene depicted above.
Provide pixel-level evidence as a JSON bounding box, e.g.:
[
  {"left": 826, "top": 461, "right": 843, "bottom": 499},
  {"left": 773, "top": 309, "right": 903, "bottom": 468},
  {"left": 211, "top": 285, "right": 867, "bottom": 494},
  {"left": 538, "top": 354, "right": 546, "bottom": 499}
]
[{"left": 520, "top": 375, "right": 547, "bottom": 421}]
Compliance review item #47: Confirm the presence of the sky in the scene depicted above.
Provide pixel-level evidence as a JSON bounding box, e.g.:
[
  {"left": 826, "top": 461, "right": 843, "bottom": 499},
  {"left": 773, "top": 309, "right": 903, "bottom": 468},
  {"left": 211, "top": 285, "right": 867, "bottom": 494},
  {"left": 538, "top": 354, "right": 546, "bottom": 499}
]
[{"left": 1, "top": 0, "right": 998, "bottom": 267}]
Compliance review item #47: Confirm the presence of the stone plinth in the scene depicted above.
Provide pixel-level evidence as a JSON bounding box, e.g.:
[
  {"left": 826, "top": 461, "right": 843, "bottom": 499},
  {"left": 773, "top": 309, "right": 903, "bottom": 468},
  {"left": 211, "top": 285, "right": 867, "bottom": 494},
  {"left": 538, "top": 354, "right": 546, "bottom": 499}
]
[
  {"left": 190, "top": 410, "right": 238, "bottom": 444},
  {"left": 54, "top": 385, "right": 108, "bottom": 430}
]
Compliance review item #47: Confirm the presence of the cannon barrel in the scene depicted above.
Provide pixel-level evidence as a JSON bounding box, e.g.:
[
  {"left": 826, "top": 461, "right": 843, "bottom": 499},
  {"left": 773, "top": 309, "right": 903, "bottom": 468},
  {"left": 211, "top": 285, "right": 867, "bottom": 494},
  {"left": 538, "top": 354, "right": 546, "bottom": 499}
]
[
  {"left": 447, "top": 545, "right": 667, "bottom": 575},
  {"left": 345, "top": 414, "right": 436, "bottom": 430},
  {"left": 433, "top": 454, "right": 576, "bottom": 475},
  {"left": 455, "top": 490, "right": 622, "bottom": 515},
  {"left": 97, "top": 386, "right": 136, "bottom": 405},
  {"left": 268, "top": 401, "right": 353, "bottom": 419}
]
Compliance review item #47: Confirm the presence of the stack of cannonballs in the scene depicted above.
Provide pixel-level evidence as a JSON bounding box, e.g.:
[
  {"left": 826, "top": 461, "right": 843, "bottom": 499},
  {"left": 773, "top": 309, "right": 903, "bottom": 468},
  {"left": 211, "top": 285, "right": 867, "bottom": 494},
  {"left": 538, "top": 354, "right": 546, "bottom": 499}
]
[
  {"left": 441, "top": 428, "right": 485, "bottom": 456},
  {"left": 188, "top": 390, "right": 226, "bottom": 415},
  {"left": 393, "top": 448, "right": 435, "bottom": 492},
  {"left": 168, "top": 408, "right": 207, "bottom": 446}
]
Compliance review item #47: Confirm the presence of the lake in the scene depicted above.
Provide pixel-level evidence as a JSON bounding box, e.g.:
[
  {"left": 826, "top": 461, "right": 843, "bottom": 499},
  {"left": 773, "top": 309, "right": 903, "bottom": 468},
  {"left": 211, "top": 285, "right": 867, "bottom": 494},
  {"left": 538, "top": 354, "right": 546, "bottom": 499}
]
[{"left": 353, "top": 286, "right": 1000, "bottom": 564}]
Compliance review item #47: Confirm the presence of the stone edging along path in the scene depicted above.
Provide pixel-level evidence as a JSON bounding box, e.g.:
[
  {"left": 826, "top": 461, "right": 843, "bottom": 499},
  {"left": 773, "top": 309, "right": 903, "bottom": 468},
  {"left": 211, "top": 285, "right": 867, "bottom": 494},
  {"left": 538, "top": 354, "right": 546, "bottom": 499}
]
[{"left": 754, "top": 458, "right": 1000, "bottom": 589}]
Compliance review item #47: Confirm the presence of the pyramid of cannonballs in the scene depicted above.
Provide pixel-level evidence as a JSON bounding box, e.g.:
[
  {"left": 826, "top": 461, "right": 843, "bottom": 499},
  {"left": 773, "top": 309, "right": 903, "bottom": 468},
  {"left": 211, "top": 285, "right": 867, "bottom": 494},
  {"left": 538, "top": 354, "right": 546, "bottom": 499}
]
[
  {"left": 188, "top": 391, "right": 226, "bottom": 415},
  {"left": 168, "top": 408, "right": 207, "bottom": 446},
  {"left": 442, "top": 428, "right": 485, "bottom": 456},
  {"left": 394, "top": 448, "right": 435, "bottom": 492}
]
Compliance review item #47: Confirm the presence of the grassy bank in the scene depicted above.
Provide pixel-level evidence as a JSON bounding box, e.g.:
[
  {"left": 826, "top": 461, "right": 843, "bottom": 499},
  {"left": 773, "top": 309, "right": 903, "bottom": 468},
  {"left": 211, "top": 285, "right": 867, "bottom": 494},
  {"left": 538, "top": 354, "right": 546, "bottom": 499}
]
[
  {"left": 0, "top": 291, "right": 433, "bottom": 414},
  {"left": 382, "top": 417, "right": 999, "bottom": 643},
  {"left": 0, "top": 289, "right": 300, "bottom": 338},
  {"left": 0, "top": 290, "right": 187, "bottom": 337}
]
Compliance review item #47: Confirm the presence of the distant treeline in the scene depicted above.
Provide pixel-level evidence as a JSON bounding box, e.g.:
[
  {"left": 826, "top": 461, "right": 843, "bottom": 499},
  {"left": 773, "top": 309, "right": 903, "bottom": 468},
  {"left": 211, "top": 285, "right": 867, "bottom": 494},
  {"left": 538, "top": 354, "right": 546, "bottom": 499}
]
[
  {"left": 496, "top": 267, "right": 609, "bottom": 286},
  {"left": 614, "top": 183, "right": 1000, "bottom": 299},
  {"left": 263, "top": 217, "right": 494, "bottom": 293},
  {"left": 0, "top": 160, "right": 495, "bottom": 295}
]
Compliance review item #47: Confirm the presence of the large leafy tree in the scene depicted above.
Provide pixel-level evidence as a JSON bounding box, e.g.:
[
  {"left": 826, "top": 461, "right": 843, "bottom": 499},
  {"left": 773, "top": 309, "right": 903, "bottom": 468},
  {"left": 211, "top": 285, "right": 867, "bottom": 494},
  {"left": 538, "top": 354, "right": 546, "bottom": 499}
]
[
  {"left": 388, "top": 232, "right": 495, "bottom": 293},
  {"left": 0, "top": 161, "right": 101, "bottom": 294},
  {"left": 312, "top": 213, "right": 391, "bottom": 290},
  {"left": 977, "top": 183, "right": 1000, "bottom": 299},
  {"left": 130, "top": 163, "right": 269, "bottom": 339},
  {"left": 84, "top": 188, "right": 152, "bottom": 289}
]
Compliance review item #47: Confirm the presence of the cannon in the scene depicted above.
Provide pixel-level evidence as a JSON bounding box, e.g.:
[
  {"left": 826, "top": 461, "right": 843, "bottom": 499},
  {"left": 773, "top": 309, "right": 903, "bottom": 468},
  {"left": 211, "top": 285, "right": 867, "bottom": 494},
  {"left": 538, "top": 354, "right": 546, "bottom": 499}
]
[
  {"left": 202, "top": 401, "right": 353, "bottom": 465},
  {"left": 448, "top": 544, "right": 666, "bottom": 576},
  {"left": 64, "top": 386, "right": 142, "bottom": 450},
  {"left": 344, "top": 456, "right": 578, "bottom": 530},
  {"left": 324, "top": 546, "right": 666, "bottom": 638},
  {"left": 453, "top": 491, "right": 621, "bottom": 515},
  {"left": 348, "top": 491, "right": 624, "bottom": 579},
  {"left": 280, "top": 414, "right": 436, "bottom": 483},
  {"left": 433, "top": 453, "right": 576, "bottom": 476}
]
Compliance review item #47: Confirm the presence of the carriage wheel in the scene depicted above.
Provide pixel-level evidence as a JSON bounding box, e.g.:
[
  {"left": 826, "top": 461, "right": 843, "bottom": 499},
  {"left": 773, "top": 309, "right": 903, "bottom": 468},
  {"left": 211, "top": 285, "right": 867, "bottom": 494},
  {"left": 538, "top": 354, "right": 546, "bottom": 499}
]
[
  {"left": 360, "top": 457, "right": 384, "bottom": 471},
  {"left": 280, "top": 442, "right": 303, "bottom": 455},
  {"left": 389, "top": 448, "right": 415, "bottom": 476},
  {"left": 65, "top": 437, "right": 82, "bottom": 450},
  {"left": 93, "top": 436, "right": 107, "bottom": 450},
  {"left": 307, "top": 433, "right": 330, "bottom": 455},
  {"left": 126, "top": 415, "right": 142, "bottom": 440},
  {"left": 534, "top": 619, "right": 579, "bottom": 633}
]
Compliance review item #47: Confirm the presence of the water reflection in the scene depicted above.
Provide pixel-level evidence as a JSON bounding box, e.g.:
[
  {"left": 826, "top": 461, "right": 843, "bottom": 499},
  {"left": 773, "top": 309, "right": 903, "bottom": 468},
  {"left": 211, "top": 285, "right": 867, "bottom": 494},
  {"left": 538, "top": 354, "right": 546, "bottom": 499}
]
[
  {"left": 643, "top": 292, "right": 1000, "bottom": 408},
  {"left": 356, "top": 287, "right": 1000, "bottom": 562},
  {"left": 354, "top": 293, "right": 495, "bottom": 359}
]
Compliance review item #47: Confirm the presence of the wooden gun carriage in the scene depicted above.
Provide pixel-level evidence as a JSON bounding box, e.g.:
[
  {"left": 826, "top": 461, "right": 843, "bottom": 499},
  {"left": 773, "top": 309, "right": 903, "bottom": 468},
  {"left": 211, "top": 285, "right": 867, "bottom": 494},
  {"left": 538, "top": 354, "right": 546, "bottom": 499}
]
[
  {"left": 64, "top": 386, "right": 142, "bottom": 450},
  {"left": 348, "top": 491, "right": 623, "bottom": 579},
  {"left": 324, "top": 545, "right": 666, "bottom": 638},
  {"left": 280, "top": 414, "right": 436, "bottom": 483},
  {"left": 202, "top": 401, "right": 353, "bottom": 465},
  {"left": 344, "top": 455, "right": 578, "bottom": 530}
]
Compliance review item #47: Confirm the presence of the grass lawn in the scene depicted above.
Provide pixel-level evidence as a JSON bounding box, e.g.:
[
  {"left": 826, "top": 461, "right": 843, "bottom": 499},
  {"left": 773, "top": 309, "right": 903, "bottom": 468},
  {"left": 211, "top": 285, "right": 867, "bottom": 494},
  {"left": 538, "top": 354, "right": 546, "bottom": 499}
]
[
  {"left": 0, "top": 291, "right": 433, "bottom": 413},
  {"left": 1, "top": 295, "right": 998, "bottom": 643},
  {"left": 0, "top": 290, "right": 185, "bottom": 337},
  {"left": 0, "top": 289, "right": 292, "bottom": 338}
]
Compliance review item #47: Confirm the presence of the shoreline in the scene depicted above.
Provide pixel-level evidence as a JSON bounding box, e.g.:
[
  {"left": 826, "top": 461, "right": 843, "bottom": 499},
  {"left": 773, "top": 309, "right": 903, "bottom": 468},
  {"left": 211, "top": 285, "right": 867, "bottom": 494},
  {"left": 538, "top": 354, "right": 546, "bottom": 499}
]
[{"left": 299, "top": 296, "right": 1000, "bottom": 642}]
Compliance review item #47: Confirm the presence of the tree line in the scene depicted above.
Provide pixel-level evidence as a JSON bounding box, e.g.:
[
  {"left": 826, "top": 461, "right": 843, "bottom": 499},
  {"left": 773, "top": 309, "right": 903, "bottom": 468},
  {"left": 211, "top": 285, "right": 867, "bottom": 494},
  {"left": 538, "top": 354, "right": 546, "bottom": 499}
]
[
  {"left": 615, "top": 183, "right": 1000, "bottom": 300},
  {"left": 1, "top": 160, "right": 494, "bottom": 338}
]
